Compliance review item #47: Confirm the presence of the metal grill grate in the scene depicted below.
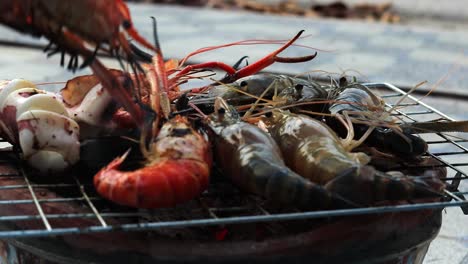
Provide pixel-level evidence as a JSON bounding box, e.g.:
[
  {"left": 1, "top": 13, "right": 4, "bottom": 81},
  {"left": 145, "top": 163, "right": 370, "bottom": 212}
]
[{"left": 0, "top": 82, "right": 466, "bottom": 239}]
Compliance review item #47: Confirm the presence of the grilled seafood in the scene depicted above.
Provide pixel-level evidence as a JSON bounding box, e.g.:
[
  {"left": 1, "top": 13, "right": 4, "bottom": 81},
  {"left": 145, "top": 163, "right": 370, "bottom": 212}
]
[
  {"left": 0, "top": 74, "right": 138, "bottom": 174},
  {"left": 206, "top": 98, "right": 357, "bottom": 209},
  {"left": 264, "top": 110, "right": 445, "bottom": 205},
  {"left": 0, "top": 79, "right": 80, "bottom": 173},
  {"left": 192, "top": 74, "right": 329, "bottom": 115},
  {"left": 94, "top": 115, "right": 211, "bottom": 208},
  {"left": 88, "top": 31, "right": 321, "bottom": 208},
  {"left": 265, "top": 110, "right": 369, "bottom": 184},
  {"left": 0, "top": 1, "right": 447, "bottom": 210}
]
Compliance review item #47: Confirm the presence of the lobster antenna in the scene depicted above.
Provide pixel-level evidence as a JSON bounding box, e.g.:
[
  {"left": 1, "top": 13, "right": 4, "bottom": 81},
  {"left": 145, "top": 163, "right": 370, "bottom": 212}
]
[
  {"left": 151, "top": 17, "right": 161, "bottom": 52},
  {"left": 130, "top": 43, "right": 153, "bottom": 62}
]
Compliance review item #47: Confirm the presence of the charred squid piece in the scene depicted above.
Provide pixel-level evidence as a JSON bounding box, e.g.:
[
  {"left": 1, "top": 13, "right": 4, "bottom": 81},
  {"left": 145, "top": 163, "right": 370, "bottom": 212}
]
[
  {"left": 206, "top": 97, "right": 357, "bottom": 210},
  {"left": 327, "top": 85, "right": 428, "bottom": 157}
]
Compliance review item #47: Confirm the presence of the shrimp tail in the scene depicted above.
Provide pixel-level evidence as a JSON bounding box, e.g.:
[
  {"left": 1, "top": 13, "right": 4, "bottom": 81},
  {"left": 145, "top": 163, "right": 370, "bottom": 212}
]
[{"left": 325, "top": 166, "right": 445, "bottom": 206}]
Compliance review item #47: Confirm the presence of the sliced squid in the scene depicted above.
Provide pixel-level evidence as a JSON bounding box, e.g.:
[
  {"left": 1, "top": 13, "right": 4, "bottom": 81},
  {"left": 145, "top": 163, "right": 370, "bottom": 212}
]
[
  {"left": 65, "top": 83, "right": 114, "bottom": 127},
  {"left": 17, "top": 110, "right": 80, "bottom": 174},
  {"left": 0, "top": 79, "right": 36, "bottom": 107},
  {"left": 0, "top": 79, "right": 81, "bottom": 174},
  {"left": 1, "top": 88, "right": 47, "bottom": 139},
  {"left": 0, "top": 79, "right": 37, "bottom": 142},
  {"left": 16, "top": 93, "right": 69, "bottom": 118}
]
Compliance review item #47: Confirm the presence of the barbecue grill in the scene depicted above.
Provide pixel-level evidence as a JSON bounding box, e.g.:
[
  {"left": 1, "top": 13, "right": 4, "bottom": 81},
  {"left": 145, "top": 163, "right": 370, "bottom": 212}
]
[{"left": 0, "top": 83, "right": 466, "bottom": 264}]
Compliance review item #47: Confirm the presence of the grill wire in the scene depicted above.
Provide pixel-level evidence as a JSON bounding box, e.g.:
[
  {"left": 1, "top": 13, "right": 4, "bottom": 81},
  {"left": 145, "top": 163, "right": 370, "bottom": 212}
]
[{"left": 0, "top": 82, "right": 466, "bottom": 239}]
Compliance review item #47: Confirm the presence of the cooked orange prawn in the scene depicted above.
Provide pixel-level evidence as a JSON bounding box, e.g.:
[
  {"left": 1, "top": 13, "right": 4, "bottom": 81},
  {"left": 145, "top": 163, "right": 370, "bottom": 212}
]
[{"left": 94, "top": 115, "right": 212, "bottom": 208}]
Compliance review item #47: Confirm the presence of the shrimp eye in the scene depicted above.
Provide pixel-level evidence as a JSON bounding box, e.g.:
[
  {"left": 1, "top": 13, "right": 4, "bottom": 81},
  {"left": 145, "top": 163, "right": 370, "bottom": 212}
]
[
  {"left": 339, "top": 77, "right": 348, "bottom": 87},
  {"left": 294, "top": 84, "right": 304, "bottom": 91},
  {"left": 122, "top": 75, "right": 133, "bottom": 89},
  {"left": 217, "top": 108, "right": 226, "bottom": 115},
  {"left": 122, "top": 20, "right": 132, "bottom": 29}
]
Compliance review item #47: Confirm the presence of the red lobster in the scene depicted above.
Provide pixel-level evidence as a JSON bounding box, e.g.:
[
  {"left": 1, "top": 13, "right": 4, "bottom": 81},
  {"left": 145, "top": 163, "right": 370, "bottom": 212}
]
[{"left": 0, "top": 0, "right": 157, "bottom": 125}]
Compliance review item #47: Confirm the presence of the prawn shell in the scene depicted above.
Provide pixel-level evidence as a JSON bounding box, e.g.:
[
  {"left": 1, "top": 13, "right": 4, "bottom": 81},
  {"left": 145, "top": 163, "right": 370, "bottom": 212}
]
[
  {"left": 94, "top": 116, "right": 212, "bottom": 208},
  {"left": 268, "top": 111, "right": 369, "bottom": 184},
  {"left": 208, "top": 99, "right": 357, "bottom": 209},
  {"left": 94, "top": 158, "right": 210, "bottom": 208}
]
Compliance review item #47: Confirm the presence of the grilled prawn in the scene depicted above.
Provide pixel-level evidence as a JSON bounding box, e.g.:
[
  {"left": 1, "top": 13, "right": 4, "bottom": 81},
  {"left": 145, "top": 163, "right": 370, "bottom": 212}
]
[
  {"left": 266, "top": 110, "right": 445, "bottom": 205},
  {"left": 192, "top": 74, "right": 329, "bottom": 114},
  {"left": 206, "top": 98, "right": 356, "bottom": 209},
  {"left": 265, "top": 110, "right": 369, "bottom": 184},
  {"left": 94, "top": 115, "right": 212, "bottom": 208}
]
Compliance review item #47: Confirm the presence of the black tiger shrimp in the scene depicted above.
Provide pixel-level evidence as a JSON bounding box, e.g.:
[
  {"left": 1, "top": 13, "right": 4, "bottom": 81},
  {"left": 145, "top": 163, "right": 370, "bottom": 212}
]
[{"left": 206, "top": 97, "right": 357, "bottom": 209}]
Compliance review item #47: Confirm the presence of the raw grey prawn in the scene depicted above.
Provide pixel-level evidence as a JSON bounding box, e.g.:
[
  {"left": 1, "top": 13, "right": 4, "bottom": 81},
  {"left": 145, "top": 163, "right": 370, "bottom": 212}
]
[
  {"left": 191, "top": 73, "right": 329, "bottom": 113},
  {"left": 265, "top": 110, "right": 446, "bottom": 206},
  {"left": 265, "top": 109, "right": 370, "bottom": 185},
  {"left": 206, "top": 97, "right": 357, "bottom": 209}
]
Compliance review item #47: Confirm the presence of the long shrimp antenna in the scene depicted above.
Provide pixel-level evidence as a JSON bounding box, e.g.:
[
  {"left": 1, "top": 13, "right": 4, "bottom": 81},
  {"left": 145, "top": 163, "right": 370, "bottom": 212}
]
[
  {"left": 178, "top": 32, "right": 319, "bottom": 67},
  {"left": 243, "top": 78, "right": 282, "bottom": 119}
]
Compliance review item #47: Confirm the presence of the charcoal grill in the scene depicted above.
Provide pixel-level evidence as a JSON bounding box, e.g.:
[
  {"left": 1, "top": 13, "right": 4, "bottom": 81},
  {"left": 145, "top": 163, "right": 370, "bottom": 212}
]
[{"left": 0, "top": 82, "right": 466, "bottom": 264}]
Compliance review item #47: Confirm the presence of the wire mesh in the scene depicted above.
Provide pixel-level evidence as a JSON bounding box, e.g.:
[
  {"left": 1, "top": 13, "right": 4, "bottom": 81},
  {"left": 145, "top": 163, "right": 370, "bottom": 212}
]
[{"left": 0, "top": 82, "right": 466, "bottom": 239}]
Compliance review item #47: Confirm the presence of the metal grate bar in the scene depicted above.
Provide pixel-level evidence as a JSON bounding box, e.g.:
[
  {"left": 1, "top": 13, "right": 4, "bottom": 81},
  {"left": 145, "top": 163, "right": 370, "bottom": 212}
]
[
  {"left": 431, "top": 151, "right": 468, "bottom": 156},
  {"left": 0, "top": 212, "right": 149, "bottom": 222},
  {"left": 0, "top": 183, "right": 90, "bottom": 190},
  {"left": 427, "top": 139, "right": 468, "bottom": 144},
  {"left": 0, "top": 197, "right": 100, "bottom": 205},
  {"left": 390, "top": 110, "right": 434, "bottom": 116},
  {"left": 21, "top": 167, "right": 52, "bottom": 231},
  {"left": 0, "top": 200, "right": 466, "bottom": 239},
  {"left": 387, "top": 102, "right": 419, "bottom": 107},
  {"left": 73, "top": 177, "right": 107, "bottom": 227},
  {"left": 365, "top": 83, "right": 456, "bottom": 120}
]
